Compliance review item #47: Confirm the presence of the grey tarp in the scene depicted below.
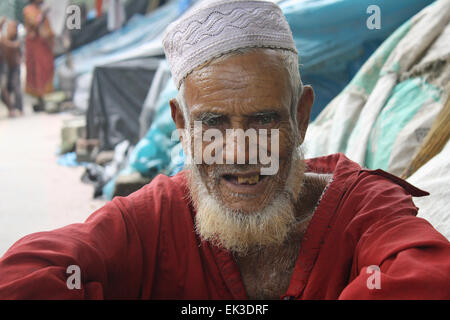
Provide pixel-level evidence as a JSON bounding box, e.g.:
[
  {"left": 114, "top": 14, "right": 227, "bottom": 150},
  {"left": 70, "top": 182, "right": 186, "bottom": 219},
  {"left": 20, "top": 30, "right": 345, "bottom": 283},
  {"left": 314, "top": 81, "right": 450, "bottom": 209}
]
[{"left": 86, "top": 57, "right": 163, "bottom": 151}]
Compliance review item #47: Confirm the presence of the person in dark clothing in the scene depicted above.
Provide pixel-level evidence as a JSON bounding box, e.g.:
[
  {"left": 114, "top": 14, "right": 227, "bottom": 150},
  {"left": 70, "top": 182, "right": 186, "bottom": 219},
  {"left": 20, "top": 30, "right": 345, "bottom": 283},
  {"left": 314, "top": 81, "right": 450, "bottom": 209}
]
[{"left": 1, "top": 20, "right": 23, "bottom": 117}]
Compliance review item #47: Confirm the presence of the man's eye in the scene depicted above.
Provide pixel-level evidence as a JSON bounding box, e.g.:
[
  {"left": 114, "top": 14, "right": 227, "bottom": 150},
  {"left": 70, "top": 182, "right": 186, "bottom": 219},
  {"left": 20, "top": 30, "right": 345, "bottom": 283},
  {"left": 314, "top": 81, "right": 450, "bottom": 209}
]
[
  {"left": 204, "top": 118, "right": 219, "bottom": 126},
  {"left": 202, "top": 116, "right": 223, "bottom": 127},
  {"left": 257, "top": 114, "right": 276, "bottom": 125}
]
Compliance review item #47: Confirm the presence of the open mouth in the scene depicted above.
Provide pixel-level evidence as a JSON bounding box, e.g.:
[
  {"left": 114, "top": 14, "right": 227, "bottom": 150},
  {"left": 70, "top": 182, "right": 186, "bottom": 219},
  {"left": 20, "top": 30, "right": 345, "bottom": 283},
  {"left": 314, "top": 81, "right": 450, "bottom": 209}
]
[
  {"left": 218, "top": 171, "right": 273, "bottom": 204},
  {"left": 221, "top": 173, "right": 267, "bottom": 186}
]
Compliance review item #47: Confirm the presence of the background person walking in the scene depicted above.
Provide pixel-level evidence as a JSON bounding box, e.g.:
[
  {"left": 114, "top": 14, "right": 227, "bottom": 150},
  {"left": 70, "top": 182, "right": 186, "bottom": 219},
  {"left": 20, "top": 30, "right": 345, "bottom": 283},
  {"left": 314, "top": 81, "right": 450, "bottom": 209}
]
[
  {"left": 23, "top": 0, "right": 54, "bottom": 112},
  {"left": 1, "top": 20, "right": 23, "bottom": 117}
]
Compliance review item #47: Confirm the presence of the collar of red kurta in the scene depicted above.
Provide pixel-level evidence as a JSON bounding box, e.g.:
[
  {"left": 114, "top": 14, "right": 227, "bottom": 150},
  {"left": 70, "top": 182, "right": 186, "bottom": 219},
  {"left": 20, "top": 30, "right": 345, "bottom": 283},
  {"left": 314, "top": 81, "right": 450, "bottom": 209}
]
[
  {"left": 282, "top": 153, "right": 428, "bottom": 299},
  {"left": 180, "top": 153, "right": 428, "bottom": 299},
  {"left": 283, "top": 153, "right": 364, "bottom": 299}
]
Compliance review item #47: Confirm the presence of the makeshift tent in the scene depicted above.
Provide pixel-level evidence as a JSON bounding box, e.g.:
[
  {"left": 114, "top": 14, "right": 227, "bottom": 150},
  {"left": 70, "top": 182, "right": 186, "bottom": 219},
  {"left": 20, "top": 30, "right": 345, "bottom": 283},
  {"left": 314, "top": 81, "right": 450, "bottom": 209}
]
[
  {"left": 304, "top": 0, "right": 450, "bottom": 177},
  {"left": 60, "top": 0, "right": 432, "bottom": 118},
  {"left": 86, "top": 57, "right": 163, "bottom": 151},
  {"left": 101, "top": 76, "right": 182, "bottom": 200},
  {"left": 56, "top": 0, "right": 179, "bottom": 114},
  {"left": 55, "top": 0, "right": 180, "bottom": 111},
  {"left": 69, "top": 0, "right": 164, "bottom": 51},
  {"left": 280, "top": 0, "right": 434, "bottom": 120},
  {"left": 61, "top": 0, "right": 433, "bottom": 123},
  {"left": 55, "top": 0, "right": 179, "bottom": 78}
]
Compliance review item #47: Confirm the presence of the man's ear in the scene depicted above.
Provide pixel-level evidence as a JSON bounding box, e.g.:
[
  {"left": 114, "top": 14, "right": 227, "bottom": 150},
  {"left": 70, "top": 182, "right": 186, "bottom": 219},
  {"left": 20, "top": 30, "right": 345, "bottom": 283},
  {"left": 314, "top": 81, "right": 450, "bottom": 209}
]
[
  {"left": 296, "top": 85, "right": 314, "bottom": 145},
  {"left": 170, "top": 98, "right": 185, "bottom": 130}
]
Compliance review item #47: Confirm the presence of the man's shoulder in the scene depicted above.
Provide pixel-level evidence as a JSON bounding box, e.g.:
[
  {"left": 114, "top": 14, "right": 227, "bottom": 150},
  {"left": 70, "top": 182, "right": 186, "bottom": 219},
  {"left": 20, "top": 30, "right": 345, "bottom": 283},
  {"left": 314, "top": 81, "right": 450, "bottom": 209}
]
[
  {"left": 306, "top": 153, "right": 428, "bottom": 198},
  {"left": 305, "top": 155, "right": 449, "bottom": 268},
  {"left": 308, "top": 153, "right": 430, "bottom": 235}
]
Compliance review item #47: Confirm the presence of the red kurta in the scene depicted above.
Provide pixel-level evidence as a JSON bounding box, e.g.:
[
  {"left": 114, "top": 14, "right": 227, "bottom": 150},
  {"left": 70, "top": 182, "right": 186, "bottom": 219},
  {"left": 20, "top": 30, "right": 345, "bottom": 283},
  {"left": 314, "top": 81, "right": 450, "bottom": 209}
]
[{"left": 0, "top": 154, "right": 449, "bottom": 299}]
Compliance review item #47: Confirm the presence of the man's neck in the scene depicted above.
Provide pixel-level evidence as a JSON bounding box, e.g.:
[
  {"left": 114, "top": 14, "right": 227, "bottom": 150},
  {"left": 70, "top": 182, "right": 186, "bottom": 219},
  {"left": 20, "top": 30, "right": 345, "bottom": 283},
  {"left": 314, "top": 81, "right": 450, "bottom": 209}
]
[
  {"left": 234, "top": 172, "right": 332, "bottom": 299},
  {"left": 294, "top": 172, "right": 333, "bottom": 220}
]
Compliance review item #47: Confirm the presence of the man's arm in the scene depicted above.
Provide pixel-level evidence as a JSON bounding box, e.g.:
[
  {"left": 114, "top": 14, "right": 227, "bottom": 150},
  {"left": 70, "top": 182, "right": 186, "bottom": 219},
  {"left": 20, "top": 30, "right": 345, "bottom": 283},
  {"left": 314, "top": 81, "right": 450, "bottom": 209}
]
[
  {"left": 0, "top": 199, "right": 146, "bottom": 299},
  {"left": 337, "top": 172, "right": 450, "bottom": 299}
]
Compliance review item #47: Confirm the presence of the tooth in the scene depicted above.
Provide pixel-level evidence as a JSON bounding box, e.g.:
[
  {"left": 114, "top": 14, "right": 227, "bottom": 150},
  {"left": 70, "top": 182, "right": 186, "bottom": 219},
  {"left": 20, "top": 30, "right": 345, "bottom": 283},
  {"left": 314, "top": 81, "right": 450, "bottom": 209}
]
[
  {"left": 238, "top": 176, "right": 247, "bottom": 184},
  {"left": 237, "top": 175, "right": 259, "bottom": 185},
  {"left": 249, "top": 175, "right": 259, "bottom": 184}
]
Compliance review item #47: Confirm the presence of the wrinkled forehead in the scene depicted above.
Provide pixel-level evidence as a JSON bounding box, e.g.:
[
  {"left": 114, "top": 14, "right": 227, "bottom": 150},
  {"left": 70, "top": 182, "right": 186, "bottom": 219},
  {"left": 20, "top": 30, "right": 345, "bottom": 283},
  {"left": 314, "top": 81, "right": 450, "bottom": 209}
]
[{"left": 183, "top": 50, "right": 292, "bottom": 113}]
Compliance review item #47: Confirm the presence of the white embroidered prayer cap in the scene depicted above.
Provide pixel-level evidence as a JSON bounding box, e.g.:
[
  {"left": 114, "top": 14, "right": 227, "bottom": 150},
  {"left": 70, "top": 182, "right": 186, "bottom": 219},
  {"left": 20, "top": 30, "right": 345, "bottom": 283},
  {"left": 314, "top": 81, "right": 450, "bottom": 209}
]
[{"left": 162, "top": 0, "right": 298, "bottom": 89}]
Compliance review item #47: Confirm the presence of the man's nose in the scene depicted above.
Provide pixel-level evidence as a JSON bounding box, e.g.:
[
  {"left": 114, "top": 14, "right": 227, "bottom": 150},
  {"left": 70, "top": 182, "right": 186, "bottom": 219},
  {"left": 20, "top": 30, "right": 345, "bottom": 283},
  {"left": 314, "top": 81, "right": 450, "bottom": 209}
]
[
  {"left": 222, "top": 119, "right": 255, "bottom": 165},
  {"left": 223, "top": 133, "right": 244, "bottom": 164}
]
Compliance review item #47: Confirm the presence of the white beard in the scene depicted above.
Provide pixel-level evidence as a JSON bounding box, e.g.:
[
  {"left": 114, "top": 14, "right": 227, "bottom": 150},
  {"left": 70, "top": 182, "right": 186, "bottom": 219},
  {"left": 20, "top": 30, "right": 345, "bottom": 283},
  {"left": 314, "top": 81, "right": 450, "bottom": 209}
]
[{"left": 185, "top": 146, "right": 305, "bottom": 254}]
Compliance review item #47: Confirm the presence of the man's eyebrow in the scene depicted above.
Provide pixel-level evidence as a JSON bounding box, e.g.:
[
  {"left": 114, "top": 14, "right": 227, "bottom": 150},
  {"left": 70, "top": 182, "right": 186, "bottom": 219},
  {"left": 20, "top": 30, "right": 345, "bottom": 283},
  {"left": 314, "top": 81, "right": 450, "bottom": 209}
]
[
  {"left": 193, "top": 112, "right": 226, "bottom": 121},
  {"left": 247, "top": 110, "right": 281, "bottom": 118},
  {"left": 250, "top": 111, "right": 279, "bottom": 115}
]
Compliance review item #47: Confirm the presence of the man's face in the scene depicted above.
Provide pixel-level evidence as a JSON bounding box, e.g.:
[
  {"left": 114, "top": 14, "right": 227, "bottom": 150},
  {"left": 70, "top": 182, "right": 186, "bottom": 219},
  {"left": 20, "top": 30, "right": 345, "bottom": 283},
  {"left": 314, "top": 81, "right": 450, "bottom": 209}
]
[
  {"left": 171, "top": 49, "right": 312, "bottom": 252},
  {"left": 183, "top": 50, "right": 297, "bottom": 213}
]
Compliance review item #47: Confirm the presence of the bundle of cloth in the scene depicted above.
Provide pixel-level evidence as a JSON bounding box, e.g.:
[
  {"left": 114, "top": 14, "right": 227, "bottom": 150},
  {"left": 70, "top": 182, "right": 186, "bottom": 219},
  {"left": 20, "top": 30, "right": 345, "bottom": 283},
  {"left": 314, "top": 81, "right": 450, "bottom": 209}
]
[{"left": 304, "top": 0, "right": 450, "bottom": 239}]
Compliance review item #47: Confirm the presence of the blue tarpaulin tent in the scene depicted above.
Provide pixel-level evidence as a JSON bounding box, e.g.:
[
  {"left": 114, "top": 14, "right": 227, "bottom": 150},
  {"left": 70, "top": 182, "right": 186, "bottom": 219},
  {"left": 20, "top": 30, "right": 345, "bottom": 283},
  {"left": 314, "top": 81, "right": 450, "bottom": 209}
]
[{"left": 280, "top": 0, "right": 434, "bottom": 119}]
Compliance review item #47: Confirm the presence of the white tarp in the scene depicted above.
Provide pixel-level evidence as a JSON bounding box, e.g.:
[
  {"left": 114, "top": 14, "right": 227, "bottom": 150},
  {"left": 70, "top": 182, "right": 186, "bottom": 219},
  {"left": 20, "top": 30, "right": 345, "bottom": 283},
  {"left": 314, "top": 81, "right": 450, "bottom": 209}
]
[
  {"left": 304, "top": 0, "right": 450, "bottom": 176},
  {"left": 408, "top": 139, "right": 450, "bottom": 240}
]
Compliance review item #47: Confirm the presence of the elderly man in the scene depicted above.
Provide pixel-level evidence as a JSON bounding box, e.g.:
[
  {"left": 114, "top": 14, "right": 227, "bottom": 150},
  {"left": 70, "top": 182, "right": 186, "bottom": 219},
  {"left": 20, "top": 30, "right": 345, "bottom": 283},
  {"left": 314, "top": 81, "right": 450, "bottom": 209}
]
[{"left": 0, "top": 0, "right": 449, "bottom": 300}]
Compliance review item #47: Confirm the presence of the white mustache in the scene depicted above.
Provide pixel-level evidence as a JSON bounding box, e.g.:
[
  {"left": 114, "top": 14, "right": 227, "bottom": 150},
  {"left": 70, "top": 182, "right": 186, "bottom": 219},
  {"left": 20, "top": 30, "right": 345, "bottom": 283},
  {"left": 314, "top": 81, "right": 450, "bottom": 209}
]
[{"left": 200, "top": 164, "right": 271, "bottom": 177}]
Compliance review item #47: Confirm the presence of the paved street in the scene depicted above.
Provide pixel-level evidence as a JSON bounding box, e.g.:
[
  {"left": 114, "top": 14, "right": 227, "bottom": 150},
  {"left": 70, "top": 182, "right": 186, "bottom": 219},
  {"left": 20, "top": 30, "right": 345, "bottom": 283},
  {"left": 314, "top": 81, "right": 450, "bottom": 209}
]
[{"left": 0, "top": 101, "right": 106, "bottom": 256}]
